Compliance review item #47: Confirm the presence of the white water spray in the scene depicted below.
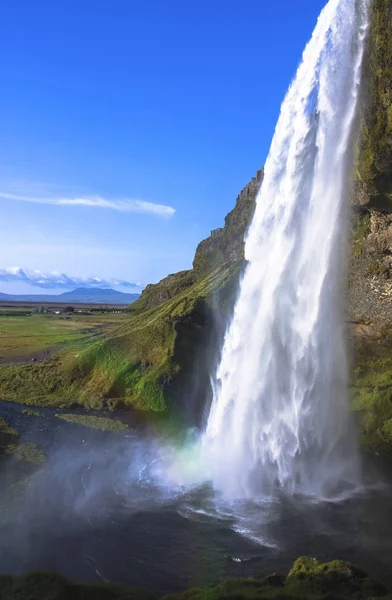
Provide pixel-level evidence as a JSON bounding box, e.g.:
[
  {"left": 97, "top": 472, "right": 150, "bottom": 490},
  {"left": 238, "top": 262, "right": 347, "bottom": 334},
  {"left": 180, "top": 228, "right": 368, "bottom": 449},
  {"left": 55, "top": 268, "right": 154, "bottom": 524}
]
[{"left": 203, "top": 0, "right": 369, "bottom": 499}]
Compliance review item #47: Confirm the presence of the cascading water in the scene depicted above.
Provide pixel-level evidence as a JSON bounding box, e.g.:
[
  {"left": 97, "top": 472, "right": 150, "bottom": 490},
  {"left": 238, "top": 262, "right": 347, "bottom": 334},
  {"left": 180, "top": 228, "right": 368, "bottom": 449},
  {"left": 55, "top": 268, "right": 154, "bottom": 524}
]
[{"left": 203, "top": 0, "right": 369, "bottom": 499}]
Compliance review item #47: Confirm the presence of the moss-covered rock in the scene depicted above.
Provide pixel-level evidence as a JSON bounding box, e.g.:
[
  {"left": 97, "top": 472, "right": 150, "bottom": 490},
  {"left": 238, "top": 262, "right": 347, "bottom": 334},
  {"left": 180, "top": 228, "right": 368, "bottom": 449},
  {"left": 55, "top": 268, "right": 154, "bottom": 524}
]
[
  {"left": 350, "top": 332, "right": 392, "bottom": 452},
  {"left": 55, "top": 413, "right": 129, "bottom": 431},
  {"left": 1, "top": 559, "right": 387, "bottom": 600},
  {"left": 0, "top": 570, "right": 153, "bottom": 600},
  {"left": 356, "top": 0, "right": 392, "bottom": 212},
  {"left": 0, "top": 417, "right": 45, "bottom": 524},
  {"left": 0, "top": 417, "right": 45, "bottom": 465}
]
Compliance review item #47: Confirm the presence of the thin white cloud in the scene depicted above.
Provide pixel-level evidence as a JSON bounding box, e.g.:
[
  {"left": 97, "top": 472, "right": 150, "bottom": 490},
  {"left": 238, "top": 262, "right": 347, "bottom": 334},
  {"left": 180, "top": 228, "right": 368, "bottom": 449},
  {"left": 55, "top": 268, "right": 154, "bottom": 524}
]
[
  {"left": 0, "top": 191, "right": 176, "bottom": 218},
  {"left": 0, "top": 267, "right": 141, "bottom": 291}
]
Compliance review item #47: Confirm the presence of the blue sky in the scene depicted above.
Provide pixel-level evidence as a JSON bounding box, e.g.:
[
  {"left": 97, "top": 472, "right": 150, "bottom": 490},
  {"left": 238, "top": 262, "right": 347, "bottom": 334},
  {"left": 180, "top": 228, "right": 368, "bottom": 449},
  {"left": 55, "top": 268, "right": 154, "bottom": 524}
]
[{"left": 0, "top": 0, "right": 326, "bottom": 294}]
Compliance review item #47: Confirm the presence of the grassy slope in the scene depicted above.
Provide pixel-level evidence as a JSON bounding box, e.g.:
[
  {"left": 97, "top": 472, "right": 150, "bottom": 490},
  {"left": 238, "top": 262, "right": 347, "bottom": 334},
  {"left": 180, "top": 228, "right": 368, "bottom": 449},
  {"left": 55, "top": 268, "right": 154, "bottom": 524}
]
[
  {"left": 0, "top": 558, "right": 388, "bottom": 600},
  {"left": 0, "top": 262, "right": 241, "bottom": 410}
]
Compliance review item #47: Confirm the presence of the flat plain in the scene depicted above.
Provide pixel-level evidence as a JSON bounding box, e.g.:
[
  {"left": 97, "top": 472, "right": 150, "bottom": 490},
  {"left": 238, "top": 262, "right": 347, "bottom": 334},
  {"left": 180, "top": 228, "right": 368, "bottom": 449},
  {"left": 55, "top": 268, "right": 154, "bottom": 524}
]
[{"left": 0, "top": 308, "right": 128, "bottom": 362}]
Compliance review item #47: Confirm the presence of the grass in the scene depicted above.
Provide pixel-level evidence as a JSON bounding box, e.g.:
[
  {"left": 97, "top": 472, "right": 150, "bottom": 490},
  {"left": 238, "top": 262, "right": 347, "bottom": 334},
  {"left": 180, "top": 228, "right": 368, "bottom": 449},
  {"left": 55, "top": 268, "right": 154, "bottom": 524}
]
[
  {"left": 351, "top": 353, "right": 392, "bottom": 452},
  {"left": 55, "top": 413, "right": 128, "bottom": 431},
  {"left": 0, "top": 416, "right": 46, "bottom": 524},
  {"left": 351, "top": 213, "right": 371, "bottom": 257},
  {"left": 4, "top": 440, "right": 45, "bottom": 464},
  {"left": 0, "top": 261, "right": 241, "bottom": 411},
  {"left": 21, "top": 409, "right": 43, "bottom": 417},
  {"left": 0, "top": 416, "right": 45, "bottom": 464},
  {"left": 357, "top": 0, "right": 392, "bottom": 210},
  {"left": 0, "top": 162, "right": 255, "bottom": 414},
  {"left": 0, "top": 416, "right": 18, "bottom": 438},
  {"left": 0, "top": 558, "right": 387, "bottom": 600},
  {"left": 0, "top": 312, "right": 128, "bottom": 360}
]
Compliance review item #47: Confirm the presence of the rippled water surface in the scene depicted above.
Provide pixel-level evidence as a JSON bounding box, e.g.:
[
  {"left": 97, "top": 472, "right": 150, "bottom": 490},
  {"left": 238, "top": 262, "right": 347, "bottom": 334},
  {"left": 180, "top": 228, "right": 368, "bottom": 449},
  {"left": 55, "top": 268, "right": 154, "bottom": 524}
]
[{"left": 0, "top": 401, "right": 391, "bottom": 596}]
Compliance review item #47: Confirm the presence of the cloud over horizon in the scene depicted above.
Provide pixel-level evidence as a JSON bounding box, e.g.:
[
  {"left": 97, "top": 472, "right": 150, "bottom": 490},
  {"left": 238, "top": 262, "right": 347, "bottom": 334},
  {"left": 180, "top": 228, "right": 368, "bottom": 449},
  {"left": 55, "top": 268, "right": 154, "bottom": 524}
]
[
  {"left": 0, "top": 191, "right": 176, "bottom": 218},
  {"left": 0, "top": 267, "right": 141, "bottom": 291}
]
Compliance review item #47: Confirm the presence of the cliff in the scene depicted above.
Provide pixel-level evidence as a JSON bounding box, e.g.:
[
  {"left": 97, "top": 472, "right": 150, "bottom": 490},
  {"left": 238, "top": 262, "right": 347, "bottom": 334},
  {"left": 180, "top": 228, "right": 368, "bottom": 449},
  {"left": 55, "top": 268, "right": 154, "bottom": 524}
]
[
  {"left": 348, "top": 0, "right": 392, "bottom": 452},
  {"left": 0, "top": 1, "right": 391, "bottom": 450}
]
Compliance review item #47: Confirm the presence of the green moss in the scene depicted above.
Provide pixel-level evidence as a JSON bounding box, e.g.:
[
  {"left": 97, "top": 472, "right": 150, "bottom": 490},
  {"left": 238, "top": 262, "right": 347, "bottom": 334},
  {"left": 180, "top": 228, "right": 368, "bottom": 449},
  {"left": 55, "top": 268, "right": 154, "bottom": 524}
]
[
  {"left": 0, "top": 260, "right": 241, "bottom": 413},
  {"left": 0, "top": 417, "right": 45, "bottom": 465},
  {"left": 351, "top": 350, "right": 392, "bottom": 452},
  {"left": 0, "top": 417, "right": 18, "bottom": 438},
  {"left": 4, "top": 441, "right": 45, "bottom": 464},
  {"left": 55, "top": 413, "right": 128, "bottom": 431},
  {"left": 163, "top": 558, "right": 387, "bottom": 600},
  {"left": 366, "top": 257, "right": 390, "bottom": 277},
  {"left": 0, "top": 166, "right": 259, "bottom": 414},
  {"left": 21, "top": 409, "right": 43, "bottom": 417},
  {"left": 0, "top": 418, "right": 46, "bottom": 524},
  {"left": 284, "top": 557, "right": 386, "bottom": 598},
  {"left": 357, "top": 0, "right": 392, "bottom": 210},
  {"left": 0, "top": 559, "right": 388, "bottom": 600},
  {"left": 352, "top": 213, "right": 371, "bottom": 257}
]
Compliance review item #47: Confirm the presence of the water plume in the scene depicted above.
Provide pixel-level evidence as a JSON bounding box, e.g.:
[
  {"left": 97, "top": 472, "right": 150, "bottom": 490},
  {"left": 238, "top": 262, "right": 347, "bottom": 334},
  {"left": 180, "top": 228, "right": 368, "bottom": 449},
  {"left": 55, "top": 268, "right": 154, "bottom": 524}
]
[{"left": 203, "top": 0, "right": 370, "bottom": 499}]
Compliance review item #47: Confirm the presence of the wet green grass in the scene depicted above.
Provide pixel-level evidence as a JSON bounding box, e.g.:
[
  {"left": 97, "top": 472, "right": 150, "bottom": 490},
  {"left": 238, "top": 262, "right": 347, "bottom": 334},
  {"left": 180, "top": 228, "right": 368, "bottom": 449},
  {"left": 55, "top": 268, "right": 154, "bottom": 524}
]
[
  {"left": 0, "top": 416, "right": 46, "bottom": 524},
  {"left": 21, "top": 409, "right": 43, "bottom": 417},
  {"left": 0, "top": 558, "right": 387, "bottom": 600},
  {"left": 0, "top": 313, "right": 128, "bottom": 360},
  {"left": 55, "top": 413, "right": 128, "bottom": 431},
  {"left": 0, "top": 262, "right": 239, "bottom": 411},
  {"left": 352, "top": 354, "right": 392, "bottom": 452}
]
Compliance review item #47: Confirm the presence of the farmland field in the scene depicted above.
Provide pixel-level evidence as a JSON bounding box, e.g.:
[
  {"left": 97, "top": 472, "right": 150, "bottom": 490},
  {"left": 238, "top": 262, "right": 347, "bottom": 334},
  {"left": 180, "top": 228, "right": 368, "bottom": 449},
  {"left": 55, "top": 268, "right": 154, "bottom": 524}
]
[{"left": 0, "top": 311, "right": 128, "bottom": 362}]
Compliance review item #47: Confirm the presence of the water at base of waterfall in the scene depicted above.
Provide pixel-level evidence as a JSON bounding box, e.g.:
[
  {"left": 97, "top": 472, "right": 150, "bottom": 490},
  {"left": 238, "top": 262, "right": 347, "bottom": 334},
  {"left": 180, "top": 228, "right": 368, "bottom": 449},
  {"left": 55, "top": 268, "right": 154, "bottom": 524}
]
[{"left": 0, "top": 403, "right": 391, "bottom": 596}]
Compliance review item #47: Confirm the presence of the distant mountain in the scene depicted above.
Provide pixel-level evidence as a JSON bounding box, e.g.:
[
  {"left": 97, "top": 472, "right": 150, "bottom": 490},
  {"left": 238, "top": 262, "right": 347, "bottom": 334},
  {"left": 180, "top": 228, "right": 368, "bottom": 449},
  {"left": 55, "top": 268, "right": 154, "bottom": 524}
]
[{"left": 0, "top": 287, "right": 140, "bottom": 305}]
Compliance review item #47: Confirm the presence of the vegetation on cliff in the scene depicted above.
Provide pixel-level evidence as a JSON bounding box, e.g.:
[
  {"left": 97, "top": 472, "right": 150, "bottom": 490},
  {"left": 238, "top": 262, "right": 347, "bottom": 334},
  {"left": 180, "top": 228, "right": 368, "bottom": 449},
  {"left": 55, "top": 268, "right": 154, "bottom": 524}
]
[
  {"left": 346, "top": 0, "right": 392, "bottom": 452},
  {"left": 357, "top": 0, "right": 392, "bottom": 212}
]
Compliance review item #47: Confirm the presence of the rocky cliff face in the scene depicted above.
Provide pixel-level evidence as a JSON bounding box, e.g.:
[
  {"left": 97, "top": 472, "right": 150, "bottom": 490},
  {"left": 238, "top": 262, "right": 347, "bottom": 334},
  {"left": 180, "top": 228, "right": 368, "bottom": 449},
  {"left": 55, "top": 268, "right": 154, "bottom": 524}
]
[
  {"left": 192, "top": 169, "right": 263, "bottom": 274},
  {"left": 136, "top": 168, "right": 263, "bottom": 315},
  {"left": 349, "top": 0, "right": 392, "bottom": 327},
  {"left": 347, "top": 0, "right": 392, "bottom": 452},
  {"left": 355, "top": 0, "right": 392, "bottom": 213}
]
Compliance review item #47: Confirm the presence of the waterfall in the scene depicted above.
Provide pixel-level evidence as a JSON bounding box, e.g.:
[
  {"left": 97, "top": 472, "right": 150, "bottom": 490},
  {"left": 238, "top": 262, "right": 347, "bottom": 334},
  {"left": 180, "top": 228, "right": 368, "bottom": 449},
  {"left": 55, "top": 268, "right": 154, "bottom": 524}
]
[{"left": 203, "top": 0, "right": 369, "bottom": 499}]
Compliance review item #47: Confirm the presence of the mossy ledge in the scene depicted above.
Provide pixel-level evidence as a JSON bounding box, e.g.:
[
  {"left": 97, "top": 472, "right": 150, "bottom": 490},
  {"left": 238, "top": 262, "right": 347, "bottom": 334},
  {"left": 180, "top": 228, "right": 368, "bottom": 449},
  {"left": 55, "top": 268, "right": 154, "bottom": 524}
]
[
  {"left": 0, "top": 558, "right": 389, "bottom": 600},
  {"left": 356, "top": 0, "right": 392, "bottom": 212}
]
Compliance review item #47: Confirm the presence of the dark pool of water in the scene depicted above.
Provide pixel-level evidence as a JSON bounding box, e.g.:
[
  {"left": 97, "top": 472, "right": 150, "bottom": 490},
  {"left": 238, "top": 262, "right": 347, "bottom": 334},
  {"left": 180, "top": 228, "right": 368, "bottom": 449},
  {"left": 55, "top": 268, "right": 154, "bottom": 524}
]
[{"left": 0, "top": 400, "right": 392, "bottom": 596}]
